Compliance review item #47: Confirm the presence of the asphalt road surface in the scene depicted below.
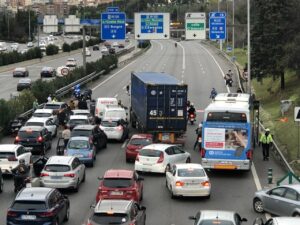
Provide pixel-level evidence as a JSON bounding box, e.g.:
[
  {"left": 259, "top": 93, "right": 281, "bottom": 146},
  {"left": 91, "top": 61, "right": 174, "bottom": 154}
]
[
  {"left": 0, "top": 40, "right": 287, "bottom": 225},
  {"left": 0, "top": 40, "right": 133, "bottom": 100}
]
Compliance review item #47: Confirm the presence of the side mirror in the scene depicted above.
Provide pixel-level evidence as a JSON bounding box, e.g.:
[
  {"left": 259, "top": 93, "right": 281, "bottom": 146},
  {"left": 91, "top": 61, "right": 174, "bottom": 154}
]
[
  {"left": 97, "top": 177, "right": 103, "bottom": 180},
  {"left": 140, "top": 206, "right": 146, "bottom": 211},
  {"left": 90, "top": 204, "right": 96, "bottom": 209},
  {"left": 63, "top": 195, "right": 68, "bottom": 199},
  {"left": 241, "top": 218, "right": 248, "bottom": 222},
  {"left": 137, "top": 177, "right": 144, "bottom": 181},
  {"left": 188, "top": 216, "right": 196, "bottom": 220}
]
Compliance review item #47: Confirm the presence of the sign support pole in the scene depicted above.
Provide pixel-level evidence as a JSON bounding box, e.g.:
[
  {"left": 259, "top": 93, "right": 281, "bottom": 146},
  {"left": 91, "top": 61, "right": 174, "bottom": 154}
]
[
  {"left": 82, "top": 26, "right": 86, "bottom": 76},
  {"left": 298, "top": 121, "right": 300, "bottom": 158}
]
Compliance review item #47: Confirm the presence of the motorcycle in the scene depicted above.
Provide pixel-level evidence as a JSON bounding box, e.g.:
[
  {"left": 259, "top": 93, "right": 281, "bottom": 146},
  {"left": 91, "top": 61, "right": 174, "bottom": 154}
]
[{"left": 188, "top": 113, "right": 196, "bottom": 125}]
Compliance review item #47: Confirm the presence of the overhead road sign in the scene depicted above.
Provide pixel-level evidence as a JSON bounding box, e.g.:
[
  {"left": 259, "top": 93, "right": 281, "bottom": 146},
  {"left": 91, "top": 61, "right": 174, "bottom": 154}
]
[
  {"left": 209, "top": 12, "right": 226, "bottom": 40},
  {"left": 295, "top": 107, "right": 300, "bottom": 122},
  {"left": 80, "top": 19, "right": 101, "bottom": 25},
  {"left": 107, "top": 7, "right": 119, "bottom": 12},
  {"left": 134, "top": 13, "right": 170, "bottom": 40},
  {"left": 101, "top": 11, "right": 126, "bottom": 40},
  {"left": 185, "top": 12, "right": 206, "bottom": 40}
]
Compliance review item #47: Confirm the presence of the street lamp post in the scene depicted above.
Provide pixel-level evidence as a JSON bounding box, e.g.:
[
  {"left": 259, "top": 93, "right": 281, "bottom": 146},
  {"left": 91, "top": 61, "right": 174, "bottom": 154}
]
[
  {"left": 232, "top": 0, "right": 235, "bottom": 57},
  {"left": 28, "top": 8, "right": 31, "bottom": 41},
  {"left": 247, "top": 0, "right": 251, "bottom": 94}
]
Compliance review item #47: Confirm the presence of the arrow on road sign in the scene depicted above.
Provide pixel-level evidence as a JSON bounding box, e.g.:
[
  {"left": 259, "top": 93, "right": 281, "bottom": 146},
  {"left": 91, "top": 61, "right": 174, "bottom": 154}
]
[
  {"left": 193, "top": 33, "right": 197, "bottom": 37},
  {"left": 294, "top": 107, "right": 300, "bottom": 122}
]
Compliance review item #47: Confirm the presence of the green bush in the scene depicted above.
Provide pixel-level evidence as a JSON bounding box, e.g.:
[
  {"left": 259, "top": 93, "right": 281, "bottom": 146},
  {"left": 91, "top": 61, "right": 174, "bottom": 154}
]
[
  {"left": 0, "top": 47, "right": 43, "bottom": 66},
  {"left": 46, "top": 44, "right": 59, "bottom": 56},
  {"left": 62, "top": 43, "right": 71, "bottom": 52}
]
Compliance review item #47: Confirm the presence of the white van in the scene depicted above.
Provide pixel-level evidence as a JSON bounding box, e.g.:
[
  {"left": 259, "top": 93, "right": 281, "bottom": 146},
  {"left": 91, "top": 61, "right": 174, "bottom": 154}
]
[
  {"left": 95, "top": 97, "right": 118, "bottom": 119},
  {"left": 103, "top": 105, "right": 128, "bottom": 121}
]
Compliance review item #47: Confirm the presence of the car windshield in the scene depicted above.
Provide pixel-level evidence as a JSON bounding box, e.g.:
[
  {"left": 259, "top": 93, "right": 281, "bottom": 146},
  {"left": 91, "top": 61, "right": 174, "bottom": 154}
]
[
  {"left": 44, "top": 165, "right": 70, "bottom": 172},
  {"left": 129, "top": 138, "right": 152, "bottom": 146},
  {"left": 44, "top": 104, "right": 60, "bottom": 110},
  {"left": 200, "top": 220, "right": 234, "bottom": 225},
  {"left": 101, "top": 121, "right": 118, "bottom": 127},
  {"left": 18, "top": 131, "right": 39, "bottom": 138},
  {"left": 0, "top": 152, "right": 15, "bottom": 159},
  {"left": 177, "top": 169, "right": 206, "bottom": 177},
  {"left": 33, "top": 113, "right": 52, "bottom": 118},
  {"left": 68, "top": 140, "right": 89, "bottom": 149},
  {"left": 26, "top": 122, "right": 44, "bottom": 127},
  {"left": 139, "top": 149, "right": 161, "bottom": 157},
  {"left": 12, "top": 201, "right": 47, "bottom": 210},
  {"left": 71, "top": 129, "right": 92, "bottom": 137},
  {"left": 74, "top": 112, "right": 89, "bottom": 116},
  {"left": 105, "top": 111, "right": 125, "bottom": 118},
  {"left": 91, "top": 213, "right": 129, "bottom": 224},
  {"left": 69, "top": 119, "right": 88, "bottom": 126},
  {"left": 103, "top": 178, "right": 133, "bottom": 188}
]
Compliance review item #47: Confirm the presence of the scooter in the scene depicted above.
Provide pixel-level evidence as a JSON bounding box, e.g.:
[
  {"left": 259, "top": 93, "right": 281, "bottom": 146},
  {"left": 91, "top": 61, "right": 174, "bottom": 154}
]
[{"left": 226, "top": 78, "right": 233, "bottom": 87}]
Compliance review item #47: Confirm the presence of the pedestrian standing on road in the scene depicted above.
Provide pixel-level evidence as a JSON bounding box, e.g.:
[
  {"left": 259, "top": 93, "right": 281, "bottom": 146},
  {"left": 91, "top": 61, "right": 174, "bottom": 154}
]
[
  {"left": 47, "top": 94, "right": 52, "bottom": 103},
  {"left": 32, "top": 99, "right": 39, "bottom": 111},
  {"left": 69, "top": 100, "right": 75, "bottom": 110},
  {"left": 62, "top": 125, "right": 71, "bottom": 148},
  {"left": 259, "top": 128, "right": 273, "bottom": 161},
  {"left": 126, "top": 84, "right": 130, "bottom": 96}
]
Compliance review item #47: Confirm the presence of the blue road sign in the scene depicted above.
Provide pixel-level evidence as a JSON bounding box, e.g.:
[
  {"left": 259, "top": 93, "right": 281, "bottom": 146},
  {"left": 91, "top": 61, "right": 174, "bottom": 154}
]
[
  {"left": 101, "top": 12, "right": 126, "bottom": 40},
  {"left": 140, "top": 14, "right": 164, "bottom": 34},
  {"left": 209, "top": 12, "right": 226, "bottom": 40},
  {"left": 107, "top": 7, "right": 119, "bottom": 12},
  {"left": 80, "top": 19, "right": 101, "bottom": 25}
]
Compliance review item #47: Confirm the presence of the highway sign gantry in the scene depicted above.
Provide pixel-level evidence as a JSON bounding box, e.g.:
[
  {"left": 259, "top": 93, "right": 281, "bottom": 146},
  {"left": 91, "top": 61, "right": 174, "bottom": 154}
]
[
  {"left": 134, "top": 13, "right": 170, "bottom": 40},
  {"left": 185, "top": 13, "right": 206, "bottom": 40},
  {"left": 101, "top": 9, "right": 126, "bottom": 40},
  {"left": 209, "top": 12, "right": 226, "bottom": 40}
]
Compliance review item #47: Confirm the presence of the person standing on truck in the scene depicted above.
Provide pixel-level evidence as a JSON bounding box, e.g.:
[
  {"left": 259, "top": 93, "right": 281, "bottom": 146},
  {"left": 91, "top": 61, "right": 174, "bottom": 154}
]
[{"left": 259, "top": 128, "right": 273, "bottom": 161}]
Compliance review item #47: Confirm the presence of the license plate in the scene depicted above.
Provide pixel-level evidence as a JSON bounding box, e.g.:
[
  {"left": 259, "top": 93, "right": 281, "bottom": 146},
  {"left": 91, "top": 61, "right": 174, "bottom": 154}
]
[
  {"left": 105, "top": 128, "right": 115, "bottom": 131},
  {"left": 214, "top": 164, "right": 237, "bottom": 170},
  {"left": 111, "top": 191, "right": 123, "bottom": 195},
  {"left": 51, "top": 176, "right": 62, "bottom": 179},
  {"left": 74, "top": 155, "right": 83, "bottom": 158},
  {"left": 21, "top": 215, "right": 36, "bottom": 220}
]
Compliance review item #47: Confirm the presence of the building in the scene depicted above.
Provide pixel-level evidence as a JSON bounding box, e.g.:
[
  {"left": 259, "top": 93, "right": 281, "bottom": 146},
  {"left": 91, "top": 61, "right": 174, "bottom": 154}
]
[{"left": 32, "top": 2, "right": 69, "bottom": 18}]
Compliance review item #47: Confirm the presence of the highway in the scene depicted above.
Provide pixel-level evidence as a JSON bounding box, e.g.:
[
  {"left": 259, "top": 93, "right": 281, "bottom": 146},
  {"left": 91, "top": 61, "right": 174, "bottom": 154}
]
[
  {"left": 0, "top": 40, "right": 133, "bottom": 101},
  {"left": 0, "top": 40, "right": 286, "bottom": 225}
]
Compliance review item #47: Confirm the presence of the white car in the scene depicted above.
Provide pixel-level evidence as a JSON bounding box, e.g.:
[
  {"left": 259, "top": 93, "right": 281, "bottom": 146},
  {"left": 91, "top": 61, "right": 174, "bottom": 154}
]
[
  {"left": 21, "top": 49, "right": 28, "bottom": 54},
  {"left": 25, "top": 117, "right": 57, "bottom": 137},
  {"left": 0, "top": 42, "right": 7, "bottom": 52},
  {"left": 0, "top": 144, "right": 32, "bottom": 175},
  {"left": 100, "top": 46, "right": 109, "bottom": 56},
  {"left": 83, "top": 47, "right": 91, "bottom": 56},
  {"left": 11, "top": 43, "right": 19, "bottom": 51},
  {"left": 100, "top": 118, "right": 129, "bottom": 141},
  {"left": 66, "top": 58, "right": 77, "bottom": 68},
  {"left": 68, "top": 115, "right": 90, "bottom": 130},
  {"left": 27, "top": 42, "right": 34, "bottom": 48},
  {"left": 32, "top": 109, "right": 58, "bottom": 125},
  {"left": 112, "top": 42, "right": 119, "bottom": 48},
  {"left": 40, "top": 156, "right": 85, "bottom": 191},
  {"left": 135, "top": 144, "right": 191, "bottom": 174},
  {"left": 166, "top": 163, "right": 211, "bottom": 198},
  {"left": 72, "top": 109, "right": 92, "bottom": 122},
  {"left": 103, "top": 105, "right": 128, "bottom": 121}
]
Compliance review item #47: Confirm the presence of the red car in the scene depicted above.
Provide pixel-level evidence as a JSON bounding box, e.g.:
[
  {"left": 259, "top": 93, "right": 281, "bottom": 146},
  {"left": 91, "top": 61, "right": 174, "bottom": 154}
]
[
  {"left": 96, "top": 169, "right": 144, "bottom": 203},
  {"left": 125, "top": 134, "right": 153, "bottom": 162}
]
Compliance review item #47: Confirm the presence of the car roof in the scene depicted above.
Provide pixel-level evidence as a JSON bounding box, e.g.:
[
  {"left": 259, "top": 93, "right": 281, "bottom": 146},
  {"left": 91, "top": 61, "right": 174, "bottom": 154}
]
[
  {"left": 131, "top": 134, "right": 153, "bottom": 139},
  {"left": 272, "top": 217, "right": 300, "bottom": 223},
  {"left": 141, "top": 143, "right": 176, "bottom": 151},
  {"left": 102, "top": 118, "right": 121, "bottom": 122},
  {"left": 175, "top": 163, "right": 204, "bottom": 170},
  {"left": 45, "top": 102, "right": 65, "bottom": 106},
  {"left": 104, "top": 169, "right": 134, "bottom": 179},
  {"left": 47, "top": 156, "right": 74, "bottom": 165},
  {"left": 20, "top": 126, "right": 44, "bottom": 131},
  {"left": 0, "top": 144, "right": 20, "bottom": 152},
  {"left": 18, "top": 78, "right": 31, "bottom": 83},
  {"left": 94, "top": 200, "right": 132, "bottom": 214},
  {"left": 199, "top": 210, "right": 236, "bottom": 220},
  {"left": 16, "top": 187, "right": 53, "bottom": 202},
  {"left": 73, "top": 124, "right": 94, "bottom": 130},
  {"left": 72, "top": 109, "right": 90, "bottom": 114},
  {"left": 69, "top": 136, "right": 89, "bottom": 141},
  {"left": 281, "top": 184, "right": 300, "bottom": 192},
  {"left": 34, "top": 109, "right": 53, "bottom": 113},
  {"left": 27, "top": 117, "right": 49, "bottom": 123},
  {"left": 70, "top": 115, "right": 89, "bottom": 120},
  {"left": 14, "top": 67, "right": 26, "bottom": 71},
  {"left": 42, "top": 66, "right": 53, "bottom": 70}
]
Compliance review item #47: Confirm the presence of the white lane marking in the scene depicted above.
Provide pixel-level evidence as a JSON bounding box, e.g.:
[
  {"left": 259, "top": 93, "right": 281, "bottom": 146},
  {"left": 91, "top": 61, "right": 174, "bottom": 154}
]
[
  {"left": 198, "top": 43, "right": 230, "bottom": 93},
  {"left": 121, "top": 140, "right": 127, "bottom": 148},
  {"left": 114, "top": 94, "right": 118, "bottom": 98},
  {"left": 152, "top": 40, "right": 163, "bottom": 50},
  {"left": 0, "top": 74, "right": 11, "bottom": 77},
  {"left": 177, "top": 42, "right": 186, "bottom": 71}
]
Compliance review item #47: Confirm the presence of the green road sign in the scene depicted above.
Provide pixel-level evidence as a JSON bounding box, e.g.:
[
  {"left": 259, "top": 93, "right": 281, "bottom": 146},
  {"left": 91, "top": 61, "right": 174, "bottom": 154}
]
[{"left": 187, "top": 23, "right": 205, "bottom": 30}]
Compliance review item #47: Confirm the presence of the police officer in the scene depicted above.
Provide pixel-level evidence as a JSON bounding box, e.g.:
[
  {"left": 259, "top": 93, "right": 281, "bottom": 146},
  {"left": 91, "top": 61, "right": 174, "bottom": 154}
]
[{"left": 259, "top": 128, "right": 273, "bottom": 161}]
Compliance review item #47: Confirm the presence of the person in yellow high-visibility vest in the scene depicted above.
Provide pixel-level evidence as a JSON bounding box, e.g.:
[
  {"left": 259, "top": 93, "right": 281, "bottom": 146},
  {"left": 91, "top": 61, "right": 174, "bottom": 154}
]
[{"left": 259, "top": 128, "right": 273, "bottom": 161}]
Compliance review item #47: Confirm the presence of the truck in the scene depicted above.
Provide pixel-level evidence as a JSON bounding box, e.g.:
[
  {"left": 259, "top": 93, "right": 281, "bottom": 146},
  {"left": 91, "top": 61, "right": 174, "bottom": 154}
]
[{"left": 130, "top": 72, "right": 188, "bottom": 145}]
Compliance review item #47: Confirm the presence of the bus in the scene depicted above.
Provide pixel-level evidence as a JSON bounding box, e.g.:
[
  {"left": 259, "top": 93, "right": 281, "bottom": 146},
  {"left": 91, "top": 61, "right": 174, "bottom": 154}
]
[{"left": 201, "top": 93, "right": 252, "bottom": 171}]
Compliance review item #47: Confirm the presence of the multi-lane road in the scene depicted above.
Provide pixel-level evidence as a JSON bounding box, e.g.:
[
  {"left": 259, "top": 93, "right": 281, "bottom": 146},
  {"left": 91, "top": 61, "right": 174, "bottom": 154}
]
[{"left": 0, "top": 40, "right": 287, "bottom": 225}]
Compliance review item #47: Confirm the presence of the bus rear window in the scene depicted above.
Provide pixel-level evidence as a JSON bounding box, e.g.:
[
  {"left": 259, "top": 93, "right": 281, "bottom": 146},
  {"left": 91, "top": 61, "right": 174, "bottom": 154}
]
[{"left": 207, "top": 112, "right": 247, "bottom": 122}]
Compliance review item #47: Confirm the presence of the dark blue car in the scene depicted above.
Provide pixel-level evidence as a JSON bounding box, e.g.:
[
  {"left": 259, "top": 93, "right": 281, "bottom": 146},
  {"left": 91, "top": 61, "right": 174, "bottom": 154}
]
[{"left": 7, "top": 187, "right": 69, "bottom": 225}]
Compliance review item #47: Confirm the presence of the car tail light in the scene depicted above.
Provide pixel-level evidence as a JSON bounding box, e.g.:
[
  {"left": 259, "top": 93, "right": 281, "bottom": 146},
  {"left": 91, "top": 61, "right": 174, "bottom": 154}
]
[
  {"left": 175, "top": 181, "right": 184, "bottom": 187},
  {"left": 8, "top": 156, "right": 17, "bottom": 161},
  {"left": 37, "top": 136, "right": 43, "bottom": 142},
  {"left": 190, "top": 114, "right": 194, "bottom": 118},
  {"left": 39, "top": 211, "right": 54, "bottom": 217},
  {"left": 157, "top": 152, "right": 164, "bottom": 163},
  {"left": 64, "top": 173, "right": 75, "bottom": 178},
  {"left": 200, "top": 149, "right": 206, "bottom": 158},
  {"left": 40, "top": 173, "right": 49, "bottom": 177},
  {"left": 201, "top": 181, "right": 210, "bottom": 187},
  {"left": 135, "top": 154, "right": 140, "bottom": 162},
  {"left": 117, "top": 125, "right": 123, "bottom": 131},
  {"left": 246, "top": 149, "right": 253, "bottom": 159},
  {"left": 86, "top": 219, "right": 92, "bottom": 225},
  {"left": 7, "top": 210, "right": 17, "bottom": 217},
  {"left": 15, "top": 136, "right": 20, "bottom": 143}
]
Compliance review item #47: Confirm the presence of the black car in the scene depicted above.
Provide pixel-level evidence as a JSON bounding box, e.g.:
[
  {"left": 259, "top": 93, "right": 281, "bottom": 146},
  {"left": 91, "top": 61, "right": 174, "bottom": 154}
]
[
  {"left": 109, "top": 48, "right": 116, "bottom": 54},
  {"left": 17, "top": 78, "right": 32, "bottom": 91},
  {"left": 44, "top": 102, "right": 71, "bottom": 120},
  {"left": 15, "top": 126, "right": 52, "bottom": 155},
  {"left": 87, "top": 200, "right": 146, "bottom": 225},
  {"left": 0, "top": 168, "right": 3, "bottom": 193},
  {"left": 93, "top": 45, "right": 100, "bottom": 51},
  {"left": 71, "top": 124, "right": 107, "bottom": 151},
  {"left": 41, "top": 67, "right": 56, "bottom": 78},
  {"left": 13, "top": 67, "right": 29, "bottom": 77},
  {"left": 7, "top": 187, "right": 70, "bottom": 225}
]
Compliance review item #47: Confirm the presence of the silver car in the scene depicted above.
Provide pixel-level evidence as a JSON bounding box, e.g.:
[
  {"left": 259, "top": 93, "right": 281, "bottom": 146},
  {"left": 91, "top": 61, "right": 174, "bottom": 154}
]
[
  {"left": 189, "top": 210, "right": 247, "bottom": 225},
  {"left": 253, "top": 217, "right": 300, "bottom": 225},
  {"left": 40, "top": 156, "right": 85, "bottom": 192},
  {"left": 253, "top": 184, "right": 300, "bottom": 216}
]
